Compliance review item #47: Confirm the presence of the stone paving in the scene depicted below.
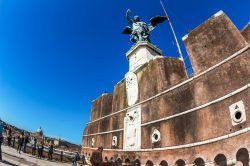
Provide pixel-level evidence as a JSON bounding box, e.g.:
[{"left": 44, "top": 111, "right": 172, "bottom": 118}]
[{"left": 0, "top": 145, "right": 72, "bottom": 166}]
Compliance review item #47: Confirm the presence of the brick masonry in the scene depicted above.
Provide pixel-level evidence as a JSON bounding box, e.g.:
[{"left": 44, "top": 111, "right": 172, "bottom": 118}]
[{"left": 82, "top": 11, "right": 250, "bottom": 165}]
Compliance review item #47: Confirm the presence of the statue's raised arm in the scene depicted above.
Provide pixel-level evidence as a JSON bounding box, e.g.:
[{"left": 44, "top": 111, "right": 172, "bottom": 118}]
[{"left": 126, "top": 9, "right": 133, "bottom": 25}]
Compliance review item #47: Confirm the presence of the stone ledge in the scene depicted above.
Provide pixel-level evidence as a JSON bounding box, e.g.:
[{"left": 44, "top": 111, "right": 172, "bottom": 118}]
[{"left": 126, "top": 42, "right": 162, "bottom": 59}]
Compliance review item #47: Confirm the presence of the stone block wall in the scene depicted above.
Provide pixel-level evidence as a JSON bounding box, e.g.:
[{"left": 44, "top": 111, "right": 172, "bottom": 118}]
[
  {"left": 241, "top": 23, "right": 250, "bottom": 43},
  {"left": 183, "top": 11, "right": 247, "bottom": 74}
]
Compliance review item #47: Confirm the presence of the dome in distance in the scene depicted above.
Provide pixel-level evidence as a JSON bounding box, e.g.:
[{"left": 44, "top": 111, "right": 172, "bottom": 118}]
[{"left": 36, "top": 127, "right": 43, "bottom": 136}]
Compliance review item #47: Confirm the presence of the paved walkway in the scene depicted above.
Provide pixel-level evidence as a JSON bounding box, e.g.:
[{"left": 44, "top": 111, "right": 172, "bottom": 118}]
[{"left": 1, "top": 145, "right": 72, "bottom": 166}]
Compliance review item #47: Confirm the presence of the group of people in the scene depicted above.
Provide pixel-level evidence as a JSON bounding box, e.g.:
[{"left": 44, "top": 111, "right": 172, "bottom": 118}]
[
  {"left": 89, "top": 147, "right": 122, "bottom": 166},
  {"left": 0, "top": 122, "right": 80, "bottom": 165},
  {"left": 16, "top": 132, "right": 54, "bottom": 160},
  {"left": 1, "top": 122, "right": 118, "bottom": 166},
  {"left": 30, "top": 137, "right": 46, "bottom": 159},
  {"left": 0, "top": 122, "right": 55, "bottom": 162},
  {"left": 16, "top": 131, "right": 30, "bottom": 154}
]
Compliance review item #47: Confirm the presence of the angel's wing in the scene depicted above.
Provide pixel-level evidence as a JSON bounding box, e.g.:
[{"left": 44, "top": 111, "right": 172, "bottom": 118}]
[
  {"left": 150, "top": 16, "right": 167, "bottom": 27},
  {"left": 122, "top": 26, "right": 132, "bottom": 34}
]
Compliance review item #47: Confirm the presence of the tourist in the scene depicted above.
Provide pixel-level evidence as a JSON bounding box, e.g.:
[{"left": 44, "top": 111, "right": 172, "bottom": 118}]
[
  {"left": 0, "top": 121, "right": 5, "bottom": 162},
  {"left": 23, "top": 133, "right": 30, "bottom": 153},
  {"left": 12, "top": 135, "right": 16, "bottom": 148},
  {"left": 17, "top": 132, "right": 24, "bottom": 154},
  {"left": 72, "top": 152, "right": 80, "bottom": 166},
  {"left": 37, "top": 141, "right": 41, "bottom": 158},
  {"left": 31, "top": 137, "right": 37, "bottom": 156},
  {"left": 37, "top": 141, "right": 44, "bottom": 159},
  {"left": 90, "top": 147, "right": 103, "bottom": 166},
  {"left": 48, "top": 141, "right": 54, "bottom": 161},
  {"left": 6, "top": 126, "right": 12, "bottom": 147},
  {"left": 60, "top": 151, "right": 63, "bottom": 162},
  {"left": 41, "top": 142, "right": 44, "bottom": 158}
]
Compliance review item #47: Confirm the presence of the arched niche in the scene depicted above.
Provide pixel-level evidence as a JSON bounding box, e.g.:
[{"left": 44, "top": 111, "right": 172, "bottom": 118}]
[
  {"left": 146, "top": 160, "right": 154, "bottom": 166},
  {"left": 117, "top": 158, "right": 122, "bottom": 163},
  {"left": 214, "top": 154, "right": 227, "bottom": 166},
  {"left": 125, "top": 158, "right": 131, "bottom": 164},
  {"left": 175, "top": 159, "right": 185, "bottom": 166},
  {"left": 236, "top": 148, "right": 249, "bottom": 166},
  {"left": 134, "top": 159, "right": 141, "bottom": 166},
  {"left": 159, "top": 160, "right": 168, "bottom": 166},
  {"left": 194, "top": 157, "right": 205, "bottom": 166}
]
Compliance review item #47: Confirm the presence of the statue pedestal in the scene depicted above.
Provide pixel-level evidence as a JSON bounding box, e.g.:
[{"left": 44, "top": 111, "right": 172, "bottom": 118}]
[{"left": 126, "top": 42, "right": 162, "bottom": 72}]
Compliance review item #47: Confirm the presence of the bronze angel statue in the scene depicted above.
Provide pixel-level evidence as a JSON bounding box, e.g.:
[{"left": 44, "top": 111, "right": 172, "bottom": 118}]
[{"left": 122, "top": 9, "right": 167, "bottom": 43}]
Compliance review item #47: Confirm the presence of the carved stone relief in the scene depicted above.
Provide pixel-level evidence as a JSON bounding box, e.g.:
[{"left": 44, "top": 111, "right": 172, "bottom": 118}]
[
  {"left": 123, "top": 106, "right": 141, "bottom": 150},
  {"left": 125, "top": 72, "right": 139, "bottom": 106},
  {"left": 112, "top": 136, "right": 117, "bottom": 146},
  {"left": 91, "top": 138, "right": 95, "bottom": 147}
]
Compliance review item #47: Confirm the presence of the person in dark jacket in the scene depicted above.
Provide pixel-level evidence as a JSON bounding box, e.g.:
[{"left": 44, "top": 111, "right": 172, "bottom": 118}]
[
  {"left": 90, "top": 147, "right": 103, "bottom": 166},
  {"left": 12, "top": 135, "right": 16, "bottom": 148},
  {"left": 48, "top": 142, "right": 54, "bottom": 161},
  {"left": 0, "top": 121, "right": 6, "bottom": 162},
  {"left": 23, "top": 133, "right": 30, "bottom": 153},
  {"left": 17, "top": 132, "right": 24, "bottom": 154},
  {"left": 37, "top": 141, "right": 44, "bottom": 159},
  {"left": 72, "top": 152, "right": 80, "bottom": 166},
  {"left": 60, "top": 151, "right": 63, "bottom": 162}
]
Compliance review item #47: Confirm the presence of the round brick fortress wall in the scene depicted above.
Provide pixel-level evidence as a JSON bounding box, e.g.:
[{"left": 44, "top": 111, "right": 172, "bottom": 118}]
[{"left": 82, "top": 11, "right": 250, "bottom": 166}]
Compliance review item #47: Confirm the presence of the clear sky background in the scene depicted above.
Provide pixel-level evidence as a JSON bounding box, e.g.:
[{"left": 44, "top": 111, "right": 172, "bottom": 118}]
[{"left": 0, "top": 0, "right": 249, "bottom": 144}]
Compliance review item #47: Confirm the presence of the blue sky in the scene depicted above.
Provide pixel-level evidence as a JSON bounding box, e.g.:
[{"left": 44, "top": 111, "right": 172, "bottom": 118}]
[{"left": 0, "top": 0, "right": 249, "bottom": 144}]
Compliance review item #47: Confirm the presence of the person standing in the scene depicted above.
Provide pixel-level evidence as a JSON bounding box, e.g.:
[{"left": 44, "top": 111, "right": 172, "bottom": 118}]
[
  {"left": 0, "top": 121, "right": 5, "bottom": 162},
  {"left": 72, "top": 152, "right": 80, "bottom": 166},
  {"left": 23, "top": 133, "right": 30, "bottom": 153},
  {"left": 37, "top": 141, "right": 41, "bottom": 158},
  {"left": 31, "top": 137, "right": 37, "bottom": 156},
  {"left": 60, "top": 151, "right": 63, "bottom": 162},
  {"left": 90, "top": 147, "right": 103, "bottom": 166},
  {"left": 12, "top": 135, "right": 16, "bottom": 148},
  {"left": 6, "top": 126, "right": 12, "bottom": 147},
  {"left": 37, "top": 141, "right": 44, "bottom": 159},
  {"left": 40, "top": 142, "right": 44, "bottom": 158},
  {"left": 48, "top": 141, "right": 53, "bottom": 161},
  {"left": 17, "top": 132, "right": 24, "bottom": 154}
]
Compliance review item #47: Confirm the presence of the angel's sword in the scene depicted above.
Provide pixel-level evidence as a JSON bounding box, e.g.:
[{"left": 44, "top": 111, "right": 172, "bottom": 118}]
[{"left": 160, "top": 0, "right": 188, "bottom": 76}]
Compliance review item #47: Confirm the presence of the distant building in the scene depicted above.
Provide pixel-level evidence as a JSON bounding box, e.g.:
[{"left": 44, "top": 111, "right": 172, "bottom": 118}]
[{"left": 35, "top": 127, "right": 44, "bottom": 138}]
